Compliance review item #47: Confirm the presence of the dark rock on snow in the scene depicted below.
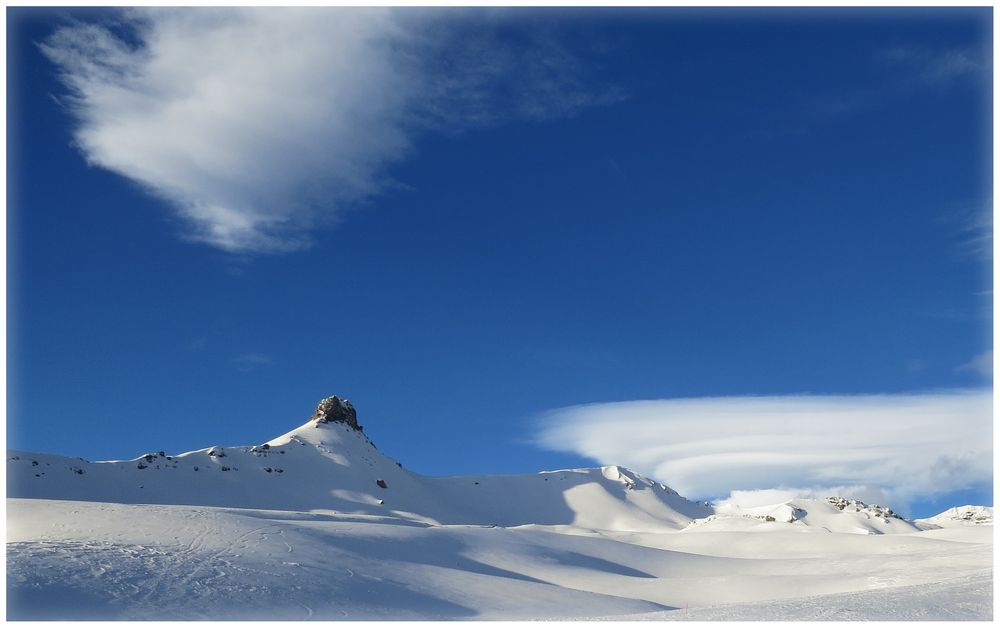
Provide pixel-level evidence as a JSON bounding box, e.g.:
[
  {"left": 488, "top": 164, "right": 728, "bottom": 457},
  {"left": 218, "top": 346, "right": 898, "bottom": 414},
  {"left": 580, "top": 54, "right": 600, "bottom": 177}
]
[{"left": 310, "top": 396, "right": 362, "bottom": 431}]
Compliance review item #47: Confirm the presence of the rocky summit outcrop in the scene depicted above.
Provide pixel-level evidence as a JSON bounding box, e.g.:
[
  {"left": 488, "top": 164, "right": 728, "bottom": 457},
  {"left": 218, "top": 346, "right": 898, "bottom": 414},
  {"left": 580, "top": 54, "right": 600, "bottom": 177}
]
[{"left": 309, "top": 396, "right": 361, "bottom": 431}]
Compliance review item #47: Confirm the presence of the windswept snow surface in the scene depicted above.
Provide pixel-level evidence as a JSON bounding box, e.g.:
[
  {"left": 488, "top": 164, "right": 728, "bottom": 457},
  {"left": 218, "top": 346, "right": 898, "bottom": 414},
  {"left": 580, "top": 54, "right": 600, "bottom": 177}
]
[
  {"left": 589, "top": 573, "right": 993, "bottom": 621},
  {"left": 7, "top": 418, "right": 994, "bottom": 620}
]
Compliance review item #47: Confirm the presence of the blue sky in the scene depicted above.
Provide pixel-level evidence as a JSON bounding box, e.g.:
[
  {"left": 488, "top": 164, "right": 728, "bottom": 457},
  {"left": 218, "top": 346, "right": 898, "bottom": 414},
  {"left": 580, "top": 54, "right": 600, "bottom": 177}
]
[{"left": 8, "top": 7, "right": 992, "bottom": 517}]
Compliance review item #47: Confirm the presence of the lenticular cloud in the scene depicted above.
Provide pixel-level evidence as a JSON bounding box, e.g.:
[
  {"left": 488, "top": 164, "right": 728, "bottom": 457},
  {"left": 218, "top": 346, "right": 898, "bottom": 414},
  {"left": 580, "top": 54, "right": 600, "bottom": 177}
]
[
  {"left": 534, "top": 390, "right": 992, "bottom": 508},
  {"left": 42, "top": 8, "right": 615, "bottom": 254}
]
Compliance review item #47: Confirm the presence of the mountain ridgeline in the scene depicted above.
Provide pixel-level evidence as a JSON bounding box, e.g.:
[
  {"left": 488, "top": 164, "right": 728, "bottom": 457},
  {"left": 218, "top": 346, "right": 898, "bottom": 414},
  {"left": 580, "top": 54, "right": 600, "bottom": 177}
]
[
  {"left": 7, "top": 395, "right": 712, "bottom": 530},
  {"left": 7, "top": 395, "right": 986, "bottom": 534}
]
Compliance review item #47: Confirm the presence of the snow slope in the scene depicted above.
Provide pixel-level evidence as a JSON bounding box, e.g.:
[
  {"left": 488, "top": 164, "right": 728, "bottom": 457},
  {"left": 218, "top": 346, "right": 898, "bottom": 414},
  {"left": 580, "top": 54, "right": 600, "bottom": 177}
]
[
  {"left": 8, "top": 499, "right": 992, "bottom": 620},
  {"left": 590, "top": 572, "right": 993, "bottom": 621},
  {"left": 6, "top": 397, "right": 995, "bottom": 620}
]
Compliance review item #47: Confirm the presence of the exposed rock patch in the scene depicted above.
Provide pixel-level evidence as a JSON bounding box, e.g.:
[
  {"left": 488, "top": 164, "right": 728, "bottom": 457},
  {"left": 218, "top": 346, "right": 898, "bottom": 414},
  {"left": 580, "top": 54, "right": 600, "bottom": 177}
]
[
  {"left": 826, "top": 496, "right": 901, "bottom": 522},
  {"left": 310, "top": 396, "right": 362, "bottom": 431}
]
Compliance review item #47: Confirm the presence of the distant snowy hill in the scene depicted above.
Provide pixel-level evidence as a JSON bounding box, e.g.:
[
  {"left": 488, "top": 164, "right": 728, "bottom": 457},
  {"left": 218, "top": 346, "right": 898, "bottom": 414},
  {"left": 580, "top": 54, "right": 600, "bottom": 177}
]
[
  {"left": 6, "top": 396, "right": 993, "bottom": 620},
  {"left": 695, "top": 496, "right": 922, "bottom": 535},
  {"left": 915, "top": 505, "right": 994, "bottom": 529}
]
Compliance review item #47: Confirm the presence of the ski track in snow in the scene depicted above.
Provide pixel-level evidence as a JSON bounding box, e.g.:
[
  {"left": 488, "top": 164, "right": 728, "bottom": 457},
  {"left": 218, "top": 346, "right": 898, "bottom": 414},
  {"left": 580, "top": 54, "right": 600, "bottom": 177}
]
[{"left": 6, "top": 414, "right": 994, "bottom": 620}]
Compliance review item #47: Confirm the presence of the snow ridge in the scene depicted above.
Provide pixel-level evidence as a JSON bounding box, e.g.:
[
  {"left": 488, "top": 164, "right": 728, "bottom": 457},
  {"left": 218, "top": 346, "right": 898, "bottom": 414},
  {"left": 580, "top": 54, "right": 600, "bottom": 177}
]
[{"left": 7, "top": 397, "right": 708, "bottom": 532}]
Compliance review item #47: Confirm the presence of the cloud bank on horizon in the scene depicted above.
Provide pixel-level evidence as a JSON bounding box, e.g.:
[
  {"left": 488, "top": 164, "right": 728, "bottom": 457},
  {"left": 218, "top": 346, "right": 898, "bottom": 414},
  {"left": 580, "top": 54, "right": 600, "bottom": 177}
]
[
  {"left": 42, "top": 8, "right": 617, "bottom": 253},
  {"left": 535, "top": 390, "right": 992, "bottom": 510}
]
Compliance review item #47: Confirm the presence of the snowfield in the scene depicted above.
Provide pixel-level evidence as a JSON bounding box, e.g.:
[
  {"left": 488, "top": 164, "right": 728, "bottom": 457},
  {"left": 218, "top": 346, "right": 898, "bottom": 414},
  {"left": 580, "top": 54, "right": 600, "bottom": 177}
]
[{"left": 6, "top": 398, "right": 994, "bottom": 620}]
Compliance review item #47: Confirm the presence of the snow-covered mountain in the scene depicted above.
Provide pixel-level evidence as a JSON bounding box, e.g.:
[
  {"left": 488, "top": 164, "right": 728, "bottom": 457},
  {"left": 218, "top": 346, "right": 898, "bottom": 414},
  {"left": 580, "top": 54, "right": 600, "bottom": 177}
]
[
  {"left": 7, "top": 396, "right": 994, "bottom": 620},
  {"left": 693, "top": 495, "right": 922, "bottom": 535},
  {"left": 915, "top": 505, "right": 994, "bottom": 529},
  {"left": 8, "top": 396, "right": 709, "bottom": 531}
]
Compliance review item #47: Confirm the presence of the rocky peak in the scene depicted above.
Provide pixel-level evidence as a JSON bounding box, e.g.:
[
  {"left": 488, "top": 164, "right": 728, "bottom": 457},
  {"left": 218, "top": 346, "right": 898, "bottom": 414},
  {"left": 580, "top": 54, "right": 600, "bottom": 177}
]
[{"left": 309, "top": 396, "right": 361, "bottom": 431}]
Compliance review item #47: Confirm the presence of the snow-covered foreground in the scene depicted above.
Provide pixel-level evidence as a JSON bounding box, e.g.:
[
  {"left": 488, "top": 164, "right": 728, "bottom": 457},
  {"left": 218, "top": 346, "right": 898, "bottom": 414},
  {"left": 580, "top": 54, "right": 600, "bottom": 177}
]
[
  {"left": 8, "top": 499, "right": 993, "bottom": 620},
  {"left": 6, "top": 397, "right": 994, "bottom": 620}
]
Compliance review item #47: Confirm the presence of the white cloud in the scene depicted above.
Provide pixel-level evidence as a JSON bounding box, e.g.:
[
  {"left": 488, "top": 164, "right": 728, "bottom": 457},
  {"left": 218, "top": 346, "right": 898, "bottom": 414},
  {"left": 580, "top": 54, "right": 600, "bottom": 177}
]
[
  {"left": 534, "top": 390, "right": 992, "bottom": 509},
  {"left": 42, "top": 8, "right": 616, "bottom": 253}
]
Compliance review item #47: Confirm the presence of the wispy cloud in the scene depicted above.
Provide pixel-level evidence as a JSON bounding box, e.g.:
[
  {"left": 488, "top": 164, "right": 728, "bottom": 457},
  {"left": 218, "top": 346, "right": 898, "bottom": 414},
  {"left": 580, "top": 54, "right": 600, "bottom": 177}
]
[
  {"left": 811, "top": 44, "right": 987, "bottom": 123},
  {"left": 232, "top": 352, "right": 273, "bottom": 372},
  {"left": 879, "top": 45, "right": 985, "bottom": 85},
  {"left": 185, "top": 337, "right": 208, "bottom": 352},
  {"left": 958, "top": 351, "right": 993, "bottom": 379},
  {"left": 534, "top": 390, "right": 992, "bottom": 509},
  {"left": 42, "top": 8, "right": 618, "bottom": 254},
  {"left": 954, "top": 203, "right": 993, "bottom": 262}
]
